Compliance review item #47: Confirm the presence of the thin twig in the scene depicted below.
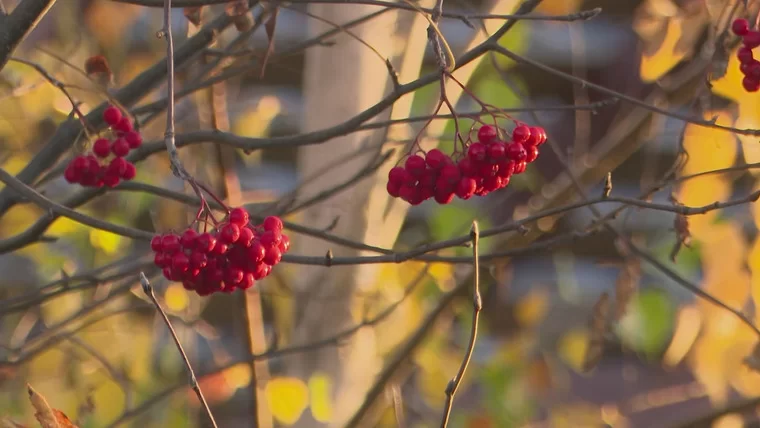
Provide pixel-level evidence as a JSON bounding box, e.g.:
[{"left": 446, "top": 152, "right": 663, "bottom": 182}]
[
  {"left": 162, "top": 0, "right": 189, "bottom": 179},
  {"left": 439, "top": 221, "right": 481, "bottom": 428},
  {"left": 139, "top": 272, "right": 218, "bottom": 428}
]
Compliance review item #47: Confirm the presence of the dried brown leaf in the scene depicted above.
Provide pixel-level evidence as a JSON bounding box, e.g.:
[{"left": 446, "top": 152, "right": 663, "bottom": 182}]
[
  {"left": 84, "top": 55, "right": 112, "bottom": 87},
  {"left": 183, "top": 7, "right": 203, "bottom": 27},
  {"left": 670, "top": 213, "right": 691, "bottom": 261},
  {"left": 27, "top": 385, "right": 78, "bottom": 428},
  {"left": 614, "top": 260, "right": 641, "bottom": 322},
  {"left": 582, "top": 292, "right": 611, "bottom": 373},
  {"left": 226, "top": 1, "right": 253, "bottom": 32}
]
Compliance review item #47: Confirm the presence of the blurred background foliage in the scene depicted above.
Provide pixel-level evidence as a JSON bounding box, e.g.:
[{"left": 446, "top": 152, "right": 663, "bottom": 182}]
[{"left": 3, "top": 0, "right": 760, "bottom": 427}]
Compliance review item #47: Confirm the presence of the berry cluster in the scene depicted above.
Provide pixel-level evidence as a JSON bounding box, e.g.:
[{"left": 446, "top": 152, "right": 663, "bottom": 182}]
[
  {"left": 64, "top": 105, "right": 142, "bottom": 187},
  {"left": 386, "top": 124, "right": 546, "bottom": 205},
  {"left": 150, "top": 208, "right": 290, "bottom": 296},
  {"left": 732, "top": 18, "right": 760, "bottom": 92}
]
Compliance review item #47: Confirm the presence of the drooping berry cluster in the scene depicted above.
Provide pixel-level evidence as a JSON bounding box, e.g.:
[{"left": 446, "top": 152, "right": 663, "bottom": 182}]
[
  {"left": 386, "top": 124, "right": 546, "bottom": 205},
  {"left": 64, "top": 105, "right": 142, "bottom": 187},
  {"left": 150, "top": 208, "right": 290, "bottom": 296},
  {"left": 732, "top": 18, "right": 760, "bottom": 92}
]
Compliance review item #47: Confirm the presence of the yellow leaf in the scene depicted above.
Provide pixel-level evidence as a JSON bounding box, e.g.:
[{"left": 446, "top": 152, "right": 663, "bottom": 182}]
[
  {"left": 514, "top": 287, "right": 549, "bottom": 327},
  {"left": 639, "top": 17, "right": 687, "bottom": 82},
  {"left": 308, "top": 373, "right": 333, "bottom": 423},
  {"left": 557, "top": 328, "right": 589, "bottom": 373},
  {"left": 265, "top": 377, "right": 309, "bottom": 425},
  {"left": 88, "top": 229, "right": 122, "bottom": 255},
  {"left": 222, "top": 363, "right": 251, "bottom": 390},
  {"left": 164, "top": 284, "right": 189, "bottom": 312}
]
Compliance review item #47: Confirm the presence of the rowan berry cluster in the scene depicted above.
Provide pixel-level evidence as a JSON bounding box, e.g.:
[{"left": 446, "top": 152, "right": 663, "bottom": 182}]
[
  {"left": 732, "top": 18, "right": 760, "bottom": 92},
  {"left": 150, "top": 208, "right": 290, "bottom": 296},
  {"left": 386, "top": 124, "right": 546, "bottom": 205},
  {"left": 64, "top": 105, "right": 141, "bottom": 187}
]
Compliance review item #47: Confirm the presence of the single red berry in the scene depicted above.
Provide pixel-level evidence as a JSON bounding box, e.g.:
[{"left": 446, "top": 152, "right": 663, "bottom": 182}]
[
  {"left": 434, "top": 188, "right": 455, "bottom": 204},
  {"left": 734, "top": 18, "right": 751, "bottom": 36},
  {"left": 103, "top": 105, "right": 122, "bottom": 126},
  {"left": 745, "top": 31, "right": 760, "bottom": 49},
  {"left": 512, "top": 125, "right": 531, "bottom": 143},
  {"left": 111, "top": 138, "right": 130, "bottom": 157},
  {"left": 260, "top": 230, "right": 282, "bottom": 247},
  {"left": 239, "top": 273, "right": 255, "bottom": 290},
  {"left": 387, "top": 180, "right": 401, "bottom": 197},
  {"left": 506, "top": 142, "right": 527, "bottom": 161},
  {"left": 108, "top": 157, "right": 128, "bottom": 176},
  {"left": 398, "top": 184, "right": 417, "bottom": 202},
  {"left": 238, "top": 226, "right": 255, "bottom": 247},
  {"left": 743, "top": 76, "right": 760, "bottom": 92},
  {"left": 124, "top": 131, "right": 142, "bottom": 149},
  {"left": 456, "top": 177, "right": 477, "bottom": 200},
  {"left": 85, "top": 155, "right": 101, "bottom": 175},
  {"left": 467, "top": 142, "right": 487, "bottom": 162},
  {"left": 247, "top": 241, "right": 266, "bottom": 263},
  {"left": 458, "top": 157, "right": 477, "bottom": 177},
  {"left": 229, "top": 207, "right": 249, "bottom": 227},
  {"left": 92, "top": 138, "right": 111, "bottom": 158},
  {"left": 749, "top": 62, "right": 760, "bottom": 80},
  {"left": 425, "top": 149, "right": 449, "bottom": 169},
  {"left": 121, "top": 162, "right": 136, "bottom": 180},
  {"left": 404, "top": 155, "right": 427, "bottom": 177},
  {"left": 103, "top": 170, "right": 120, "bottom": 187},
  {"left": 195, "top": 233, "right": 216, "bottom": 253},
  {"left": 211, "top": 242, "right": 229, "bottom": 255},
  {"left": 154, "top": 252, "right": 168, "bottom": 268},
  {"left": 439, "top": 164, "right": 461, "bottom": 185},
  {"left": 263, "top": 246, "right": 282, "bottom": 265},
  {"left": 526, "top": 126, "right": 547, "bottom": 146},
  {"left": 162, "top": 234, "right": 181, "bottom": 253},
  {"left": 263, "top": 216, "right": 283, "bottom": 232},
  {"left": 114, "top": 116, "right": 133, "bottom": 133},
  {"left": 525, "top": 145, "right": 539, "bottom": 163},
  {"left": 180, "top": 229, "right": 197, "bottom": 247},
  {"left": 150, "top": 235, "right": 163, "bottom": 252},
  {"left": 189, "top": 251, "right": 208, "bottom": 269},
  {"left": 496, "top": 159, "right": 515, "bottom": 179},
  {"left": 419, "top": 168, "right": 437, "bottom": 188},
  {"left": 252, "top": 263, "right": 271, "bottom": 280},
  {"left": 420, "top": 185, "right": 434, "bottom": 201},
  {"left": 487, "top": 142, "right": 506, "bottom": 160},
  {"left": 64, "top": 164, "right": 82, "bottom": 183},
  {"left": 225, "top": 268, "right": 244, "bottom": 285},
  {"left": 477, "top": 125, "right": 498, "bottom": 144},
  {"left": 171, "top": 253, "right": 190, "bottom": 272},
  {"left": 219, "top": 223, "right": 241, "bottom": 243},
  {"left": 278, "top": 235, "right": 291, "bottom": 253},
  {"left": 478, "top": 163, "right": 497, "bottom": 178},
  {"left": 514, "top": 161, "right": 527, "bottom": 174},
  {"left": 388, "top": 167, "right": 407, "bottom": 185},
  {"left": 483, "top": 176, "right": 502, "bottom": 192},
  {"left": 72, "top": 155, "right": 89, "bottom": 171},
  {"left": 739, "top": 46, "right": 754, "bottom": 64}
]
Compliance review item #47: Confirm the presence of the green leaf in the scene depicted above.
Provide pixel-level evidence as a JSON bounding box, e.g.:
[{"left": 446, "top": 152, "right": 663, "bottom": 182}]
[{"left": 617, "top": 289, "right": 675, "bottom": 359}]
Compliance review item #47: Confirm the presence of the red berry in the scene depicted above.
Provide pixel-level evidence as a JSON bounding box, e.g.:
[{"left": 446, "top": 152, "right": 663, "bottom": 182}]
[
  {"left": 239, "top": 273, "right": 255, "bottom": 290},
  {"left": 739, "top": 46, "right": 754, "bottom": 64},
  {"left": 487, "top": 142, "right": 506, "bottom": 160},
  {"left": 103, "top": 105, "right": 122, "bottom": 126},
  {"left": 103, "top": 171, "right": 120, "bottom": 187},
  {"left": 247, "top": 241, "right": 266, "bottom": 263},
  {"left": 744, "top": 76, "right": 760, "bottom": 92},
  {"left": 467, "top": 142, "right": 487, "bottom": 162},
  {"left": 749, "top": 62, "right": 760, "bottom": 80},
  {"left": 506, "top": 142, "right": 527, "bottom": 161},
  {"left": 238, "top": 226, "right": 255, "bottom": 247},
  {"left": 458, "top": 157, "right": 477, "bottom": 177},
  {"left": 477, "top": 125, "right": 498, "bottom": 144},
  {"left": 387, "top": 180, "right": 401, "bottom": 197},
  {"left": 526, "top": 126, "right": 547, "bottom": 146},
  {"left": 93, "top": 138, "right": 111, "bottom": 158},
  {"left": 512, "top": 125, "right": 530, "bottom": 143},
  {"left": 108, "top": 157, "right": 128, "bottom": 176},
  {"left": 388, "top": 167, "right": 407, "bottom": 185},
  {"left": 404, "top": 155, "right": 426, "bottom": 176},
  {"left": 514, "top": 161, "right": 527, "bottom": 174},
  {"left": 171, "top": 253, "right": 190, "bottom": 272},
  {"left": 263, "top": 216, "right": 283, "bottom": 232},
  {"left": 745, "top": 31, "right": 760, "bottom": 49},
  {"left": 456, "top": 177, "right": 477, "bottom": 200},
  {"left": 162, "top": 267, "right": 174, "bottom": 280},
  {"left": 190, "top": 252, "right": 208, "bottom": 269},
  {"left": 252, "top": 263, "right": 271, "bottom": 280},
  {"left": 278, "top": 235, "right": 291, "bottom": 253},
  {"left": 219, "top": 223, "right": 241, "bottom": 243},
  {"left": 111, "top": 138, "right": 130, "bottom": 157},
  {"left": 734, "top": 18, "right": 750, "bottom": 36},
  {"left": 180, "top": 229, "right": 197, "bottom": 247},
  {"left": 483, "top": 176, "right": 502, "bottom": 192},
  {"left": 496, "top": 159, "right": 515, "bottom": 179},
  {"left": 211, "top": 242, "right": 228, "bottom": 255},
  {"left": 121, "top": 162, "right": 136, "bottom": 180},
  {"left": 398, "top": 184, "right": 417, "bottom": 202},
  {"left": 114, "top": 117, "right": 133, "bottom": 133},
  {"left": 425, "top": 149, "right": 449, "bottom": 169},
  {"left": 439, "top": 164, "right": 461, "bottom": 185},
  {"left": 263, "top": 246, "right": 282, "bottom": 265},
  {"left": 72, "top": 155, "right": 89, "bottom": 171},
  {"left": 162, "top": 234, "right": 181, "bottom": 253},
  {"left": 85, "top": 155, "right": 101, "bottom": 175},
  {"left": 478, "top": 163, "right": 497, "bottom": 178},
  {"left": 154, "top": 252, "right": 168, "bottom": 268},
  {"left": 434, "top": 188, "right": 455, "bottom": 204},
  {"left": 124, "top": 131, "right": 142, "bottom": 149},
  {"left": 195, "top": 233, "right": 216, "bottom": 253},
  {"left": 150, "top": 235, "right": 163, "bottom": 252},
  {"left": 225, "top": 268, "right": 244, "bottom": 285},
  {"left": 260, "top": 230, "right": 282, "bottom": 247},
  {"left": 64, "top": 164, "right": 82, "bottom": 183},
  {"left": 525, "top": 145, "right": 539, "bottom": 163},
  {"left": 228, "top": 208, "right": 249, "bottom": 227}
]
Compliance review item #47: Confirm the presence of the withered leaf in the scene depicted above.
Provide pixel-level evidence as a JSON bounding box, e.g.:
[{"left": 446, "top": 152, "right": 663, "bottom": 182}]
[
  {"left": 226, "top": 1, "right": 253, "bottom": 32},
  {"left": 28, "top": 385, "right": 79, "bottom": 428},
  {"left": 582, "top": 292, "right": 611, "bottom": 373},
  {"left": 83, "top": 55, "right": 112, "bottom": 87},
  {"left": 670, "top": 213, "right": 691, "bottom": 261},
  {"left": 183, "top": 7, "right": 203, "bottom": 27},
  {"left": 614, "top": 260, "right": 641, "bottom": 322}
]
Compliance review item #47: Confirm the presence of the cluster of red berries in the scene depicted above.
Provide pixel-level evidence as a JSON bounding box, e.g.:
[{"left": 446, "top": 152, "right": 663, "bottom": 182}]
[
  {"left": 386, "top": 124, "right": 546, "bottom": 205},
  {"left": 64, "top": 105, "right": 142, "bottom": 187},
  {"left": 732, "top": 18, "right": 760, "bottom": 92},
  {"left": 150, "top": 208, "right": 290, "bottom": 296}
]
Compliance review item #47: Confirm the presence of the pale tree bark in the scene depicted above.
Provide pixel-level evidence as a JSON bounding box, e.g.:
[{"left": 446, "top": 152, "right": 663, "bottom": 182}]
[{"left": 287, "top": 2, "right": 520, "bottom": 426}]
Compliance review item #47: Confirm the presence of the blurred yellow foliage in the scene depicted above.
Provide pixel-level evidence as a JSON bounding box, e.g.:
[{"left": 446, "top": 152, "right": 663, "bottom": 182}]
[
  {"left": 514, "top": 287, "right": 549, "bottom": 327},
  {"left": 265, "top": 377, "right": 309, "bottom": 425},
  {"left": 222, "top": 363, "right": 251, "bottom": 390},
  {"left": 164, "top": 284, "right": 189, "bottom": 312},
  {"left": 639, "top": 18, "right": 687, "bottom": 82},
  {"left": 557, "top": 328, "right": 589, "bottom": 373},
  {"left": 88, "top": 229, "right": 122, "bottom": 256},
  {"left": 308, "top": 372, "right": 333, "bottom": 423}
]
